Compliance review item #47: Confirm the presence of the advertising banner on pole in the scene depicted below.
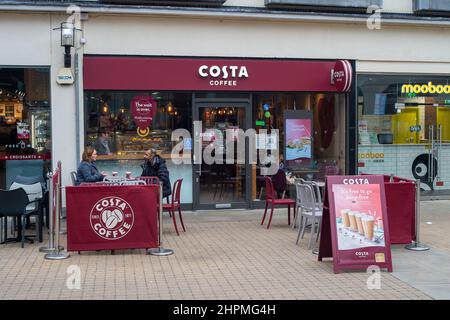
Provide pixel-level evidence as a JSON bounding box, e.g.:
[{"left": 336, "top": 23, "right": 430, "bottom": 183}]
[{"left": 319, "top": 175, "right": 393, "bottom": 274}]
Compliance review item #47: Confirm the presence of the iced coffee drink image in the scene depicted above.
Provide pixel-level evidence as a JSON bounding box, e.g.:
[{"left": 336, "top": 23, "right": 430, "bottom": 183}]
[
  {"left": 341, "top": 209, "right": 351, "bottom": 228},
  {"left": 355, "top": 213, "right": 365, "bottom": 235},
  {"left": 348, "top": 211, "right": 358, "bottom": 232},
  {"left": 362, "top": 215, "right": 375, "bottom": 241}
]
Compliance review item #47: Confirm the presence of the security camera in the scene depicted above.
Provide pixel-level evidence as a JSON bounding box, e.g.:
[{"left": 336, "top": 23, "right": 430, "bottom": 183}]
[{"left": 80, "top": 38, "right": 87, "bottom": 45}]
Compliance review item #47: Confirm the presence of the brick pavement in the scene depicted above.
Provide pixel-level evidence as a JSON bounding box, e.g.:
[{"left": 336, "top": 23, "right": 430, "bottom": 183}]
[{"left": 0, "top": 207, "right": 436, "bottom": 300}]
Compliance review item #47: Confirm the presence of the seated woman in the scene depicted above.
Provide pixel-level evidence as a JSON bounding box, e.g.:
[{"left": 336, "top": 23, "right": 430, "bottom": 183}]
[{"left": 75, "top": 146, "right": 107, "bottom": 185}]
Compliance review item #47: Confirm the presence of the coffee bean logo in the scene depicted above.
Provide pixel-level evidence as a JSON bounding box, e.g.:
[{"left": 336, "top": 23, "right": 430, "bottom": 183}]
[{"left": 90, "top": 197, "right": 134, "bottom": 240}]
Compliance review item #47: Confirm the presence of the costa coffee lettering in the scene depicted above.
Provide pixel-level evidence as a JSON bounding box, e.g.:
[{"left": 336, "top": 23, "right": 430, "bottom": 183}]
[
  {"left": 355, "top": 251, "right": 369, "bottom": 257},
  {"left": 198, "top": 65, "right": 249, "bottom": 87},
  {"left": 343, "top": 178, "right": 370, "bottom": 185}
]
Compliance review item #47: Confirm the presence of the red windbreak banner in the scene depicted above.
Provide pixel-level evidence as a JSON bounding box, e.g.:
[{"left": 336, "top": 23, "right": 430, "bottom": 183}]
[
  {"left": 319, "top": 175, "right": 393, "bottom": 274},
  {"left": 83, "top": 56, "right": 340, "bottom": 92},
  {"left": 66, "top": 185, "right": 159, "bottom": 251}
]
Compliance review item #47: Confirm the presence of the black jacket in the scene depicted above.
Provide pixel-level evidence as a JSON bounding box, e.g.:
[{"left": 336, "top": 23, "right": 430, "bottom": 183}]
[
  {"left": 141, "top": 156, "right": 172, "bottom": 198},
  {"left": 76, "top": 161, "right": 104, "bottom": 185}
]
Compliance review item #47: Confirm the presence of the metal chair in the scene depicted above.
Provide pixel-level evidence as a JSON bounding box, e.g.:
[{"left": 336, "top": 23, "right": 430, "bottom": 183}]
[
  {"left": 136, "top": 176, "right": 160, "bottom": 185},
  {"left": 260, "top": 176, "right": 296, "bottom": 229},
  {"left": 70, "top": 171, "right": 77, "bottom": 186},
  {"left": 119, "top": 180, "right": 146, "bottom": 186},
  {"left": 295, "top": 183, "right": 323, "bottom": 249},
  {"left": 103, "top": 176, "right": 126, "bottom": 184},
  {"left": 0, "top": 188, "right": 39, "bottom": 248}
]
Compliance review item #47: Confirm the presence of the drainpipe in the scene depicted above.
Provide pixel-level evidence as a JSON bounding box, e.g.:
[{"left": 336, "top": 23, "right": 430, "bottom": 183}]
[{"left": 74, "top": 52, "right": 80, "bottom": 164}]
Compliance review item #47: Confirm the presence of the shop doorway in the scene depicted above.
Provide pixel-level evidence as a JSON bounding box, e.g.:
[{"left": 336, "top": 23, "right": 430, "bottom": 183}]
[
  {"left": 193, "top": 101, "right": 252, "bottom": 210},
  {"left": 407, "top": 104, "right": 450, "bottom": 199}
]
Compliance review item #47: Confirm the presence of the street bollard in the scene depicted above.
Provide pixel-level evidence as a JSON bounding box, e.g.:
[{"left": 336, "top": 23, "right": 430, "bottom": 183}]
[
  {"left": 405, "top": 179, "right": 430, "bottom": 251},
  {"left": 148, "top": 181, "right": 174, "bottom": 256}
]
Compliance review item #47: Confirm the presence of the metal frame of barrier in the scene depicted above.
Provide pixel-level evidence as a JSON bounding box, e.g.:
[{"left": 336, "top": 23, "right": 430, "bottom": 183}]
[
  {"left": 44, "top": 161, "right": 70, "bottom": 260},
  {"left": 148, "top": 181, "right": 174, "bottom": 256},
  {"left": 405, "top": 179, "right": 430, "bottom": 251}
]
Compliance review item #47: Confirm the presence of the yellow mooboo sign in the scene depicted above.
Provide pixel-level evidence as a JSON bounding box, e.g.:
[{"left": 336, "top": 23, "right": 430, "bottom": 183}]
[{"left": 402, "top": 82, "right": 450, "bottom": 94}]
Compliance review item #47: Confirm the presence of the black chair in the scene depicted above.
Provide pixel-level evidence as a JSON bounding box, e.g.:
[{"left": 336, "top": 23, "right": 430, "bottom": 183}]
[
  {"left": 0, "top": 188, "right": 39, "bottom": 248},
  {"left": 13, "top": 174, "right": 48, "bottom": 228},
  {"left": 272, "top": 169, "right": 288, "bottom": 199}
]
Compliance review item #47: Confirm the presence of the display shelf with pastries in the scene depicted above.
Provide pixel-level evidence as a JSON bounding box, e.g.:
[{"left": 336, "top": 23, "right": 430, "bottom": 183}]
[{"left": 95, "top": 130, "right": 191, "bottom": 161}]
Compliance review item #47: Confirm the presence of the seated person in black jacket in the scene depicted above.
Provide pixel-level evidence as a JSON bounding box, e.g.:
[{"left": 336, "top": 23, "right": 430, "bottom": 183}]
[
  {"left": 141, "top": 148, "right": 172, "bottom": 198},
  {"left": 75, "top": 146, "right": 107, "bottom": 185}
]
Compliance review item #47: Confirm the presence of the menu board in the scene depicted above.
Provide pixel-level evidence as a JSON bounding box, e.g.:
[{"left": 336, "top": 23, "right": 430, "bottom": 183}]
[
  {"left": 284, "top": 110, "right": 313, "bottom": 167},
  {"left": 318, "top": 175, "right": 393, "bottom": 274}
]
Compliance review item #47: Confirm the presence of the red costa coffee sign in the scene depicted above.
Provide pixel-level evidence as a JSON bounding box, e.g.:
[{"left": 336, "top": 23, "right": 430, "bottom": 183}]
[
  {"left": 333, "top": 60, "right": 353, "bottom": 92},
  {"left": 130, "top": 96, "right": 157, "bottom": 130},
  {"left": 84, "top": 56, "right": 348, "bottom": 92}
]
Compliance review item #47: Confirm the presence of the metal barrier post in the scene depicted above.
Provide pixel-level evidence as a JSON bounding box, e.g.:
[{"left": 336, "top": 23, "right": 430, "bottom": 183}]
[
  {"left": 148, "top": 181, "right": 174, "bottom": 256},
  {"left": 39, "top": 172, "right": 56, "bottom": 253},
  {"left": 45, "top": 179, "right": 70, "bottom": 260},
  {"left": 58, "top": 161, "right": 66, "bottom": 235},
  {"left": 405, "top": 179, "right": 430, "bottom": 251}
]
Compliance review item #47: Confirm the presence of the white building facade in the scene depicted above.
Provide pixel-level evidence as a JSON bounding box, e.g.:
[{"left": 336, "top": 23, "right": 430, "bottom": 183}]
[{"left": 2, "top": 0, "right": 450, "bottom": 207}]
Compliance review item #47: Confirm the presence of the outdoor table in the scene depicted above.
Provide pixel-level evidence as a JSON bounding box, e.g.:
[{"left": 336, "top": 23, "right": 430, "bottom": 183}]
[{"left": 65, "top": 184, "right": 159, "bottom": 252}]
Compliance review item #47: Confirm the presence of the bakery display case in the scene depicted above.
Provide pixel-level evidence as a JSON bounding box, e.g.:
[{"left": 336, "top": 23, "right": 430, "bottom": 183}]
[{"left": 30, "top": 108, "right": 51, "bottom": 152}]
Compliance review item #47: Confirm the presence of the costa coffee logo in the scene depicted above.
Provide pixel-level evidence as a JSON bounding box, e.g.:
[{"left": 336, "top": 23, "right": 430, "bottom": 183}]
[
  {"left": 332, "top": 60, "right": 353, "bottom": 92},
  {"left": 198, "top": 65, "right": 249, "bottom": 87},
  {"left": 343, "top": 178, "right": 370, "bottom": 185},
  {"left": 90, "top": 196, "right": 134, "bottom": 240},
  {"left": 355, "top": 251, "right": 369, "bottom": 257}
]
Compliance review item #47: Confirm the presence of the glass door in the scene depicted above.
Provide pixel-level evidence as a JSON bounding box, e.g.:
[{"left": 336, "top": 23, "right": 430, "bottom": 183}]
[
  {"left": 402, "top": 102, "right": 450, "bottom": 199},
  {"left": 193, "top": 102, "right": 251, "bottom": 209}
]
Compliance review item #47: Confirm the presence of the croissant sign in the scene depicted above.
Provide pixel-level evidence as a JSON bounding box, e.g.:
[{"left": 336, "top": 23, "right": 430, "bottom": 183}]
[
  {"left": 332, "top": 60, "right": 353, "bottom": 93},
  {"left": 90, "top": 196, "right": 135, "bottom": 240}
]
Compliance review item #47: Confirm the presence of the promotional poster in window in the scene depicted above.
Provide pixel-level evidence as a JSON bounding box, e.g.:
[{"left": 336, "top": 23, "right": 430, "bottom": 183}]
[{"left": 285, "top": 115, "right": 312, "bottom": 167}]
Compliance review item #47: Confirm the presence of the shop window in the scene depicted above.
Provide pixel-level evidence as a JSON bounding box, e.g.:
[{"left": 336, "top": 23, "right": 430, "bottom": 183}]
[
  {"left": 0, "top": 68, "right": 51, "bottom": 189},
  {"left": 413, "top": 0, "right": 450, "bottom": 16},
  {"left": 357, "top": 74, "right": 450, "bottom": 184},
  {"left": 252, "top": 92, "right": 345, "bottom": 201},
  {"left": 84, "top": 91, "right": 192, "bottom": 158},
  {"left": 84, "top": 91, "right": 193, "bottom": 203},
  {"left": 99, "top": 0, "right": 226, "bottom": 7},
  {"left": 264, "top": 0, "right": 383, "bottom": 12}
]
